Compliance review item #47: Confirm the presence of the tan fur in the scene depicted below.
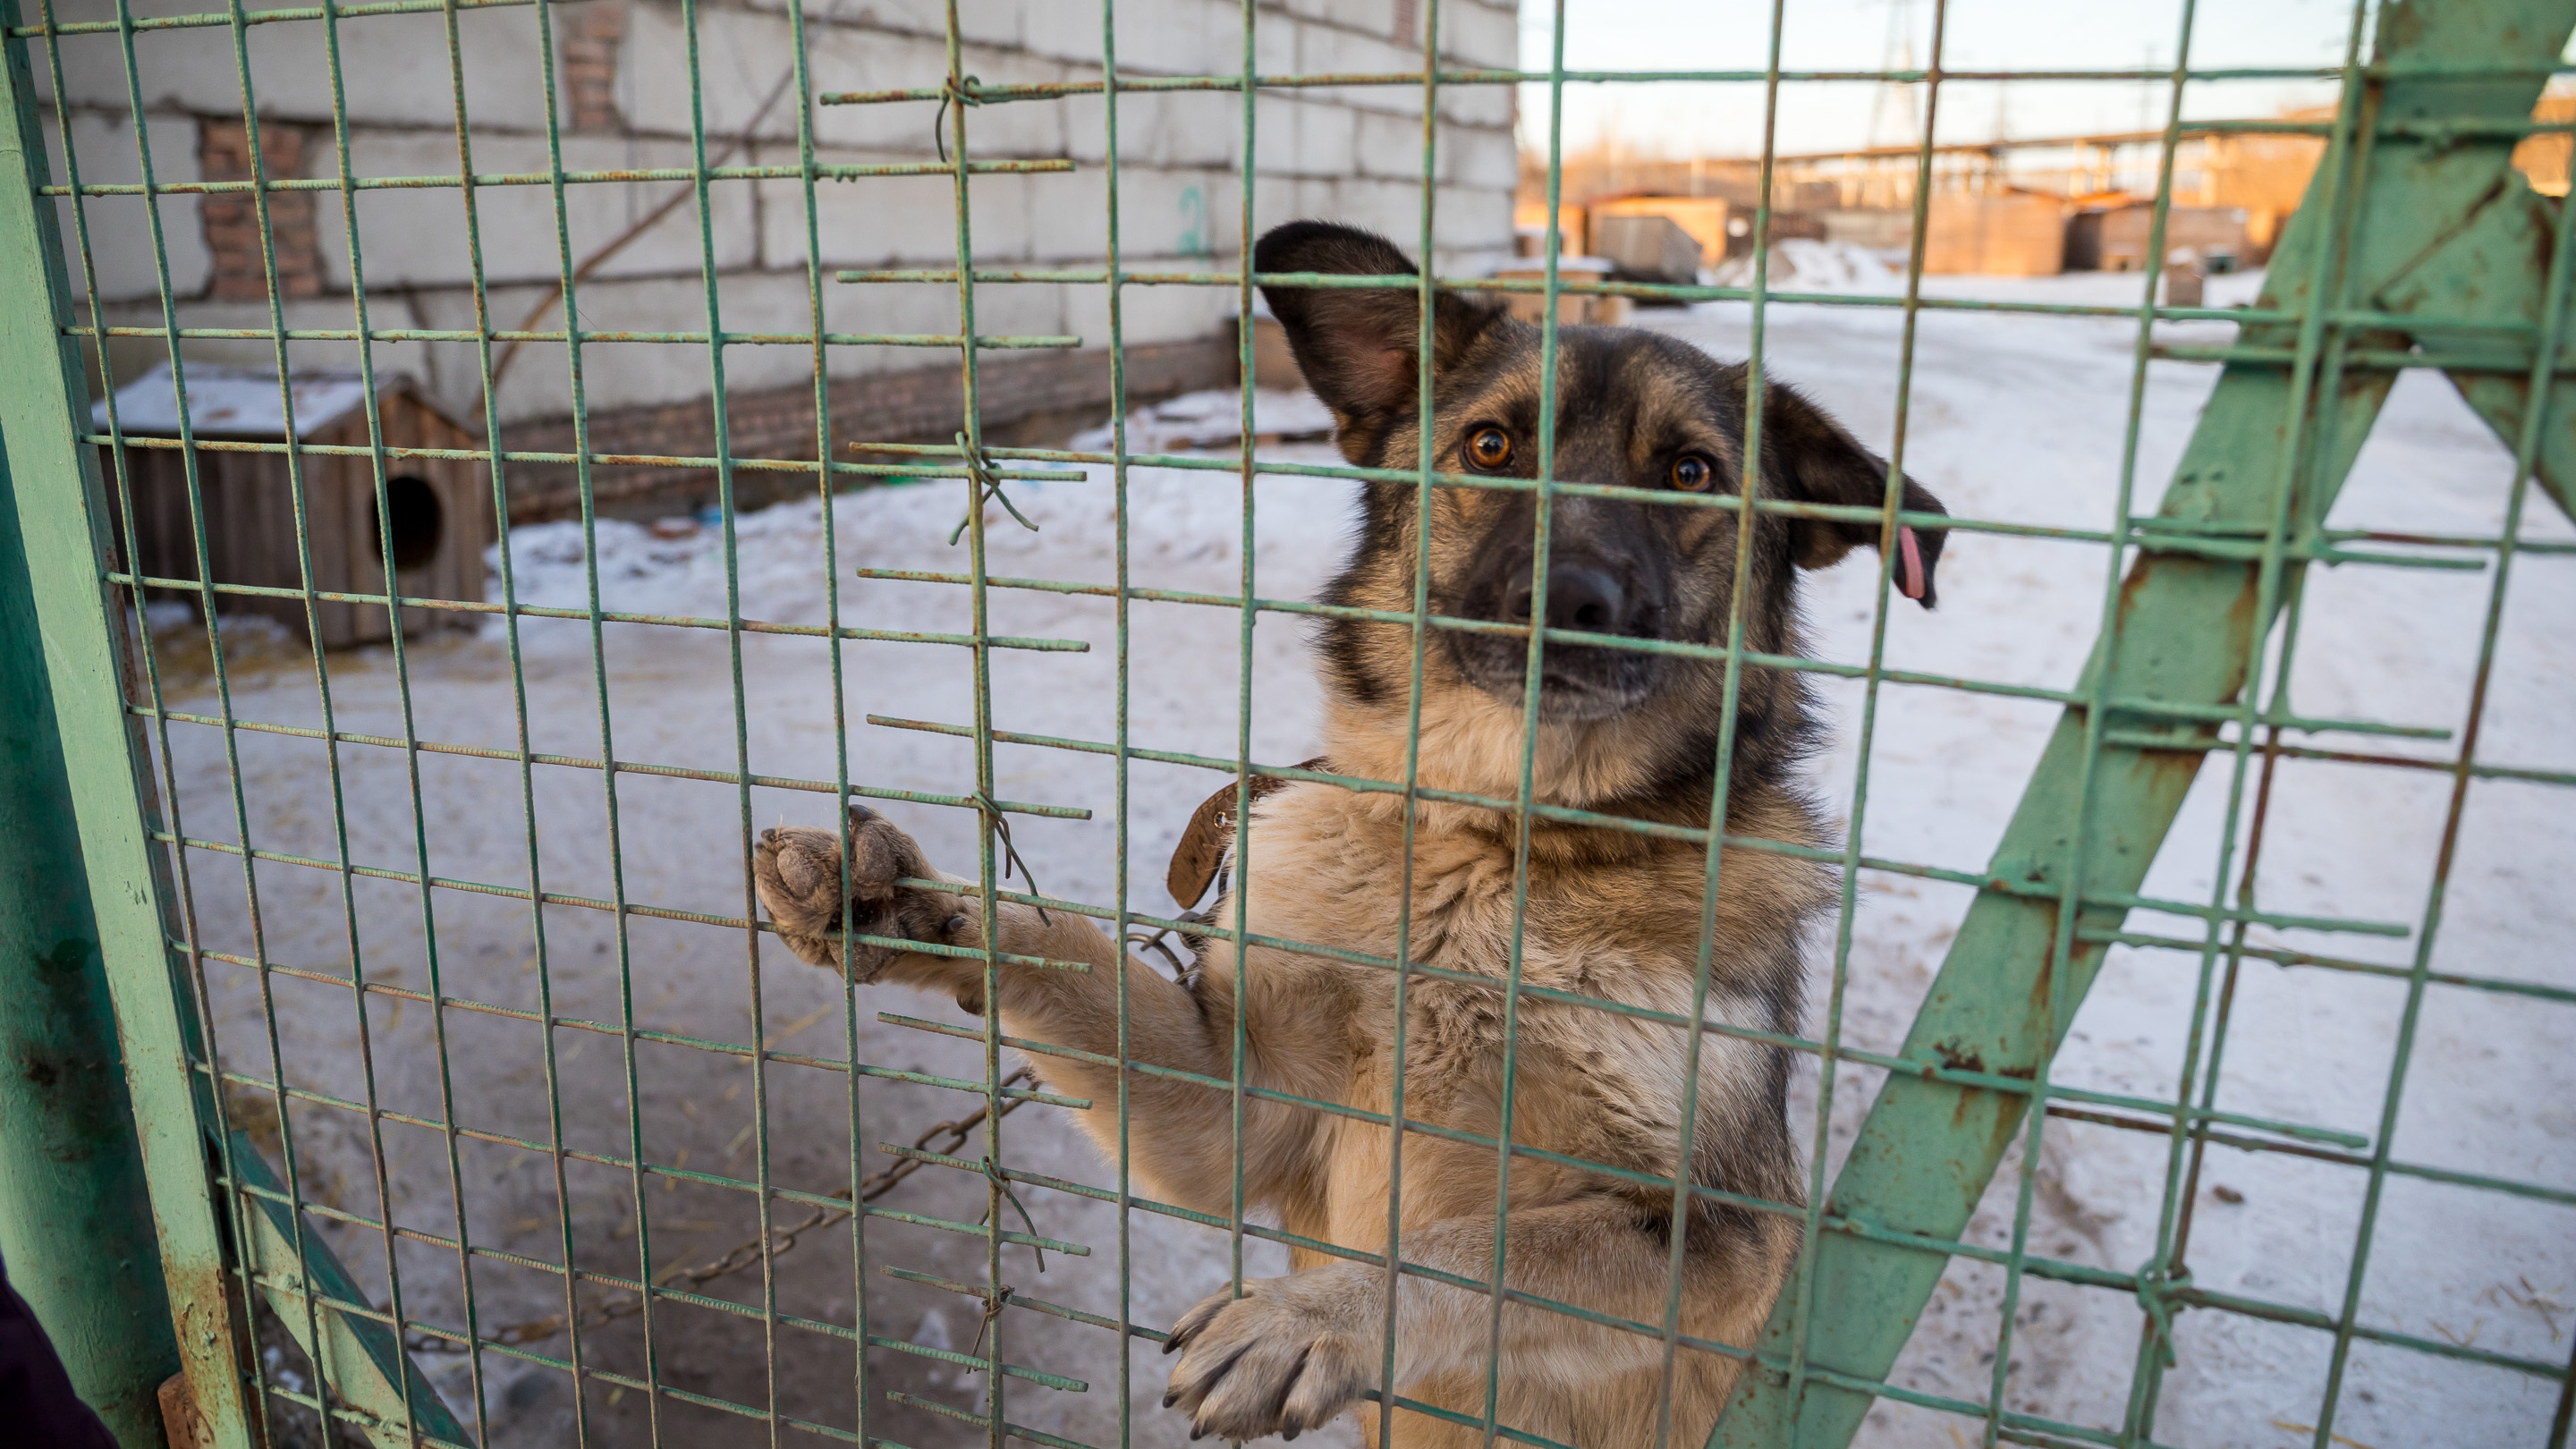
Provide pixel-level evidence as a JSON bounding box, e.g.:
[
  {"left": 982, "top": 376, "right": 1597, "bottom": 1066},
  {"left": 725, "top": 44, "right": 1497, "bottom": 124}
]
[
  {"left": 752, "top": 221, "right": 1952, "bottom": 1449},
  {"left": 756, "top": 734, "right": 1824, "bottom": 1448},
  {"left": 779, "top": 660, "right": 1801, "bottom": 1440}
]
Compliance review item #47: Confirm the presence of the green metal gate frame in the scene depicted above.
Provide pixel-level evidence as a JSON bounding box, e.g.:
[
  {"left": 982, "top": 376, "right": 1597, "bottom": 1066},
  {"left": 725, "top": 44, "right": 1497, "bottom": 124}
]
[
  {"left": 1721, "top": 1, "right": 2576, "bottom": 1443},
  {"left": 0, "top": 0, "right": 2572, "bottom": 1446},
  {"left": 0, "top": 3, "right": 472, "bottom": 1443},
  {"left": 0, "top": 12, "right": 256, "bottom": 1442}
]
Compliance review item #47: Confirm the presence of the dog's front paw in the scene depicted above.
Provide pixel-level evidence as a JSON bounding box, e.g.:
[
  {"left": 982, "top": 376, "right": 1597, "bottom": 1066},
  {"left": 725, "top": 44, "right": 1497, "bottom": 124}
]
[
  {"left": 1163, "top": 1272, "right": 1376, "bottom": 1442},
  {"left": 754, "top": 804, "right": 960, "bottom": 981}
]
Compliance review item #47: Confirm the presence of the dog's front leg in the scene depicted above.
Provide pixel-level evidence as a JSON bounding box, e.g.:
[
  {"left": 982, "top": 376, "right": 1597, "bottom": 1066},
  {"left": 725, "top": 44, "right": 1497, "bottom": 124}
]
[
  {"left": 753, "top": 805, "right": 1328, "bottom": 1216},
  {"left": 754, "top": 801, "right": 1114, "bottom": 1012},
  {"left": 1163, "top": 1196, "right": 1775, "bottom": 1442}
]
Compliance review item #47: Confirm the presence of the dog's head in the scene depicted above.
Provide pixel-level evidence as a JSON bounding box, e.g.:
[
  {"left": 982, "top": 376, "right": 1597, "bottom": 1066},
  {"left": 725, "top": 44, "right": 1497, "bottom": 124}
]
[{"left": 1257, "top": 220, "right": 1950, "bottom": 807}]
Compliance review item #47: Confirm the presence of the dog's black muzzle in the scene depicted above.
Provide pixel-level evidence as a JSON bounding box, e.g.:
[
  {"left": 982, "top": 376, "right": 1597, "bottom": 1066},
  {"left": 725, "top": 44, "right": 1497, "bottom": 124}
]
[{"left": 1447, "top": 496, "right": 1672, "bottom": 720}]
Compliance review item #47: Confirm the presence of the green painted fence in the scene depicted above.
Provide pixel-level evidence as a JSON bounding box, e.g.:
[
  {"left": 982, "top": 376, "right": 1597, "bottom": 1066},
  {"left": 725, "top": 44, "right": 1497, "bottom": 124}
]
[{"left": 0, "top": 0, "right": 2570, "bottom": 1447}]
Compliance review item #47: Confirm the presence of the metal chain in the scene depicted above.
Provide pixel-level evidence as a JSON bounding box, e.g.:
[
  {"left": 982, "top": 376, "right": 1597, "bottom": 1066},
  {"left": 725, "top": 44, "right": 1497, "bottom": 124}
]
[{"left": 410, "top": 1066, "right": 1038, "bottom": 1352}]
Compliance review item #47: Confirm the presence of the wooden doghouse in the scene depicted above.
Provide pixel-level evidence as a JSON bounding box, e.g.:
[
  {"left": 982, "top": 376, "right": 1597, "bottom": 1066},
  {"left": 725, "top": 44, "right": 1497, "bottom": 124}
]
[{"left": 97, "top": 363, "right": 491, "bottom": 648}]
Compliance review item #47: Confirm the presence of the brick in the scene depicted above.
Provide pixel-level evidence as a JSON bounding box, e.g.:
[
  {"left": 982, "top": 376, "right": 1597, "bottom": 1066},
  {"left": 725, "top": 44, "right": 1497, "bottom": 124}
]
[
  {"left": 1352, "top": 108, "right": 1425, "bottom": 180},
  {"left": 48, "top": 0, "right": 1522, "bottom": 460},
  {"left": 1102, "top": 91, "right": 1242, "bottom": 170},
  {"left": 58, "top": 9, "right": 556, "bottom": 131},
  {"left": 754, "top": 150, "right": 966, "bottom": 270},
  {"left": 318, "top": 130, "right": 760, "bottom": 291},
  {"left": 1440, "top": 2, "right": 1519, "bottom": 68},
  {"left": 562, "top": 1, "right": 629, "bottom": 131},
  {"left": 1106, "top": 0, "right": 1242, "bottom": 75},
  {"left": 1294, "top": 20, "right": 1412, "bottom": 93},
  {"left": 198, "top": 117, "right": 327, "bottom": 301},
  {"left": 1116, "top": 166, "right": 1237, "bottom": 262},
  {"left": 1436, "top": 84, "right": 1515, "bottom": 131},
  {"left": 1445, "top": 126, "right": 1521, "bottom": 191}
]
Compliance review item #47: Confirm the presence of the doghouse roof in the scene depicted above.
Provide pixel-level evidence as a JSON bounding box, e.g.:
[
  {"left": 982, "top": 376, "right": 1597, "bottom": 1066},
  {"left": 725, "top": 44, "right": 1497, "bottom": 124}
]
[{"left": 92, "top": 361, "right": 428, "bottom": 440}]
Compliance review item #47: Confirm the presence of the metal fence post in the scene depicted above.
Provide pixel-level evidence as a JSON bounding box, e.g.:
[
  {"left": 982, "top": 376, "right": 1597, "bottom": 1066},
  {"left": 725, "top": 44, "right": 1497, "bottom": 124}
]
[
  {"left": 1713, "top": 4, "right": 2576, "bottom": 1446},
  {"left": 0, "top": 5, "right": 255, "bottom": 1445},
  {"left": 0, "top": 431, "right": 181, "bottom": 1449}
]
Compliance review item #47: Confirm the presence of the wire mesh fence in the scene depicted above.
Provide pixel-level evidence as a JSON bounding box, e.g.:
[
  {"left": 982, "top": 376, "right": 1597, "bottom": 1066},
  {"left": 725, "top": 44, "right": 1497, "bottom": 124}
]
[{"left": 3, "top": 0, "right": 2573, "bottom": 1447}]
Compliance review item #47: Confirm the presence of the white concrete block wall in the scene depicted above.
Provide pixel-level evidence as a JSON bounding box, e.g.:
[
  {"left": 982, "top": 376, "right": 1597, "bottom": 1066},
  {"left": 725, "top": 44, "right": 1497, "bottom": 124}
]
[
  {"left": 1442, "top": 2, "right": 1521, "bottom": 78},
  {"left": 318, "top": 133, "right": 765, "bottom": 291},
  {"left": 38, "top": 0, "right": 1521, "bottom": 428},
  {"left": 43, "top": 108, "right": 210, "bottom": 300},
  {"left": 1352, "top": 106, "right": 1428, "bottom": 179},
  {"left": 1446, "top": 124, "right": 1521, "bottom": 190},
  {"left": 37, "top": 3, "right": 560, "bottom": 132}
]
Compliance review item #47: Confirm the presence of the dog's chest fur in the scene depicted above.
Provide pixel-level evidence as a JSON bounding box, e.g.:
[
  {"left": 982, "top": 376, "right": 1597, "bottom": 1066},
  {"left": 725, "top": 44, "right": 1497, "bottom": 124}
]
[{"left": 1222, "top": 780, "right": 1805, "bottom": 1241}]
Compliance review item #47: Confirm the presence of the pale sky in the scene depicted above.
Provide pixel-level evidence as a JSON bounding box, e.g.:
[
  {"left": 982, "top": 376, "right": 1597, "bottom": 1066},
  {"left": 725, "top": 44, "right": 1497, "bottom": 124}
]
[{"left": 1515, "top": 0, "right": 2368, "bottom": 159}]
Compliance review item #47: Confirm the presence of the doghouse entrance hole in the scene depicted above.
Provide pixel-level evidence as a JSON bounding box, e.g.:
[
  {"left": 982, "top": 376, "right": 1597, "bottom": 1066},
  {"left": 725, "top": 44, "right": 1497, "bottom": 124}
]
[{"left": 369, "top": 475, "right": 444, "bottom": 573}]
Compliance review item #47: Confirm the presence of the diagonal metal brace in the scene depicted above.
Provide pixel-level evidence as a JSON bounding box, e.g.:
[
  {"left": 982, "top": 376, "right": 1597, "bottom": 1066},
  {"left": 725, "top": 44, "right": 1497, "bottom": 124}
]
[
  {"left": 228, "top": 1132, "right": 470, "bottom": 1449},
  {"left": 1713, "top": 4, "right": 2576, "bottom": 1445},
  {"left": 2413, "top": 196, "right": 2576, "bottom": 528}
]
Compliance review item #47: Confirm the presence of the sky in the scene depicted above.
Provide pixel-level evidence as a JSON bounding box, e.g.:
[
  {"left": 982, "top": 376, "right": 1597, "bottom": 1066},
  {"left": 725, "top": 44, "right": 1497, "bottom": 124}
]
[{"left": 1513, "top": 0, "right": 2369, "bottom": 159}]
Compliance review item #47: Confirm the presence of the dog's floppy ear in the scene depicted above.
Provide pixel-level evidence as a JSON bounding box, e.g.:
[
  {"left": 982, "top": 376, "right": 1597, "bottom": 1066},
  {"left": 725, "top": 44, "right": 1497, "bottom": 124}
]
[
  {"left": 1758, "top": 378, "right": 1950, "bottom": 608},
  {"left": 1255, "top": 221, "right": 1505, "bottom": 439}
]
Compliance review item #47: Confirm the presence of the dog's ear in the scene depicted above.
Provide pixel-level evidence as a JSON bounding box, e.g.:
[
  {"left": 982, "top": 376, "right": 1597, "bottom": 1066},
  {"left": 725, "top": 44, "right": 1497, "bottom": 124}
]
[
  {"left": 1255, "top": 220, "right": 1505, "bottom": 435},
  {"left": 1758, "top": 379, "right": 1949, "bottom": 608}
]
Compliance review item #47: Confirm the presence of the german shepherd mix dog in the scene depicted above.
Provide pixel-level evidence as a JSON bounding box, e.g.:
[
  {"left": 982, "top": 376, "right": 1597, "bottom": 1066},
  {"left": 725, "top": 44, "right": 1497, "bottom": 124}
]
[{"left": 756, "top": 221, "right": 1946, "bottom": 1449}]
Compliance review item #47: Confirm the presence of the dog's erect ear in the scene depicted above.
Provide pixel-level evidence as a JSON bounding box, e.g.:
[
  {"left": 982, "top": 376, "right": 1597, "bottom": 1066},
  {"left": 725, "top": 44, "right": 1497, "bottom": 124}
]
[
  {"left": 1255, "top": 220, "right": 1505, "bottom": 432},
  {"left": 1758, "top": 379, "right": 1950, "bottom": 608}
]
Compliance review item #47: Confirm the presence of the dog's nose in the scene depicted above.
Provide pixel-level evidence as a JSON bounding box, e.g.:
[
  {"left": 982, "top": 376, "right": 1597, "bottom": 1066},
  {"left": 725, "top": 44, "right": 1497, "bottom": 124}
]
[{"left": 1504, "top": 564, "right": 1628, "bottom": 634}]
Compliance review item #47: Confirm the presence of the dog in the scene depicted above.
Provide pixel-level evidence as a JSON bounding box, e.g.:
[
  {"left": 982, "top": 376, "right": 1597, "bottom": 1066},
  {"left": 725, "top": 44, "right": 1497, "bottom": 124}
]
[{"left": 754, "top": 219, "right": 1947, "bottom": 1449}]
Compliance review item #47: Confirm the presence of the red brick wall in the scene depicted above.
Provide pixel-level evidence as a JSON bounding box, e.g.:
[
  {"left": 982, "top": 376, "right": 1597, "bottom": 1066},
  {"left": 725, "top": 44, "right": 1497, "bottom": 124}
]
[
  {"left": 197, "top": 118, "right": 326, "bottom": 301},
  {"left": 562, "top": 2, "right": 628, "bottom": 131}
]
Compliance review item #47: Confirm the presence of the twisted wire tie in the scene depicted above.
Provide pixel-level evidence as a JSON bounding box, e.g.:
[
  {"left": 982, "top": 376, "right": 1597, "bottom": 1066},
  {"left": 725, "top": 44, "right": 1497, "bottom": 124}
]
[
  {"left": 978, "top": 1148, "right": 1048, "bottom": 1273},
  {"left": 947, "top": 430, "right": 1041, "bottom": 546},
  {"left": 969, "top": 790, "right": 1050, "bottom": 924},
  {"left": 970, "top": 1282, "right": 1016, "bottom": 1355},
  {"left": 2133, "top": 1258, "right": 2193, "bottom": 1368},
  {"left": 934, "top": 73, "right": 985, "bottom": 165}
]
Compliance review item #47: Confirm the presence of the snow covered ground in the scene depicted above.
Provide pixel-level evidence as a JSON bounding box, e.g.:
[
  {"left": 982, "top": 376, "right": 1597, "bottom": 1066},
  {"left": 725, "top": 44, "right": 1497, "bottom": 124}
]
[{"left": 148, "top": 267, "right": 2574, "bottom": 1449}]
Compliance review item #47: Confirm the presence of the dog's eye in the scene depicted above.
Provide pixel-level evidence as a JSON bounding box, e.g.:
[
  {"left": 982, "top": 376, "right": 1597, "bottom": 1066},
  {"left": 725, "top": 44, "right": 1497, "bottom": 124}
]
[
  {"left": 1669, "top": 453, "right": 1717, "bottom": 492},
  {"left": 1466, "top": 427, "right": 1513, "bottom": 470}
]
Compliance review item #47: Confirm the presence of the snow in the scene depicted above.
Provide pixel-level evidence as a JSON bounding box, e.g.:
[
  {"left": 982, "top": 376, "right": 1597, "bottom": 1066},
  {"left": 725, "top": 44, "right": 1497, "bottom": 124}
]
[
  {"left": 1067, "top": 386, "right": 1338, "bottom": 453},
  {"left": 148, "top": 268, "right": 2573, "bottom": 1449},
  {"left": 1707, "top": 239, "right": 1909, "bottom": 294},
  {"left": 94, "top": 360, "right": 382, "bottom": 439}
]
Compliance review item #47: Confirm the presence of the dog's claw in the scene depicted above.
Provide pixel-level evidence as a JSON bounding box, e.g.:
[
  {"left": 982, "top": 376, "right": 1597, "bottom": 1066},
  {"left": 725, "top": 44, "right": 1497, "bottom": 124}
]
[{"left": 1162, "top": 1277, "right": 1370, "bottom": 1443}]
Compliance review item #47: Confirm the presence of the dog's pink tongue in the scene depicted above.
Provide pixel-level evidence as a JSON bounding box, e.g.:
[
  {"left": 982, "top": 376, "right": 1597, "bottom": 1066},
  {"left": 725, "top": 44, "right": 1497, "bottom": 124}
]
[{"left": 1897, "top": 525, "right": 1927, "bottom": 600}]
